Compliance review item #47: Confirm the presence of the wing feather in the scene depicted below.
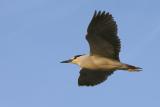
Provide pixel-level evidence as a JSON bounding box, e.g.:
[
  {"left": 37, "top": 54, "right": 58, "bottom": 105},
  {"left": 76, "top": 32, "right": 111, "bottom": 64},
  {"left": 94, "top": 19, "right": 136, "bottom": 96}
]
[
  {"left": 86, "top": 11, "right": 121, "bottom": 60},
  {"left": 78, "top": 69, "right": 114, "bottom": 86}
]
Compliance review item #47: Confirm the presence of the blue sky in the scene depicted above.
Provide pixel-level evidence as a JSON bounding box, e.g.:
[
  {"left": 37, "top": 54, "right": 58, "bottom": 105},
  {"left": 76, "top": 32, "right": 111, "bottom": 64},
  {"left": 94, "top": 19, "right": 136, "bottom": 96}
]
[{"left": 1, "top": 0, "right": 160, "bottom": 107}]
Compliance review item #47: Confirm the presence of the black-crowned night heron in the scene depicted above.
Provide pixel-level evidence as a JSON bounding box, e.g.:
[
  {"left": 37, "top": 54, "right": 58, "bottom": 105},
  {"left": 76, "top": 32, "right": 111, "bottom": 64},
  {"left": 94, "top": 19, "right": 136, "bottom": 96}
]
[{"left": 61, "top": 11, "right": 142, "bottom": 86}]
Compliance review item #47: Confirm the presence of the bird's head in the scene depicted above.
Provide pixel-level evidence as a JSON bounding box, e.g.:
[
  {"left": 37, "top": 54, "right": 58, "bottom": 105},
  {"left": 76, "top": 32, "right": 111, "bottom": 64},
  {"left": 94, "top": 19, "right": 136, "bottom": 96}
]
[{"left": 61, "top": 55, "right": 84, "bottom": 64}]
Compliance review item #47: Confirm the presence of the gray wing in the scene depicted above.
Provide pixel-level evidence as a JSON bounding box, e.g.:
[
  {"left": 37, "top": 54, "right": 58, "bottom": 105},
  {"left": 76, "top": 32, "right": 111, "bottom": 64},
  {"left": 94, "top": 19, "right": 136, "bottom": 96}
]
[
  {"left": 78, "top": 69, "right": 114, "bottom": 86},
  {"left": 86, "top": 11, "right": 121, "bottom": 60}
]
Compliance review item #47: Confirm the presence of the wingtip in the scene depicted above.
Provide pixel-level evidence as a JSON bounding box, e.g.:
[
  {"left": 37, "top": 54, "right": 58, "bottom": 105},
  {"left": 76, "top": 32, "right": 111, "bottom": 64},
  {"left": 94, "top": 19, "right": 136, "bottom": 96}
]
[
  {"left": 92, "top": 10, "right": 112, "bottom": 18},
  {"left": 93, "top": 10, "right": 97, "bottom": 16}
]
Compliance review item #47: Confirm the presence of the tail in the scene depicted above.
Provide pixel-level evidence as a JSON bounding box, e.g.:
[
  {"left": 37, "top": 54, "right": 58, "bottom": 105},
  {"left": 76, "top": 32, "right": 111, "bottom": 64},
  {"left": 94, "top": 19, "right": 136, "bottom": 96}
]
[{"left": 122, "top": 64, "right": 142, "bottom": 72}]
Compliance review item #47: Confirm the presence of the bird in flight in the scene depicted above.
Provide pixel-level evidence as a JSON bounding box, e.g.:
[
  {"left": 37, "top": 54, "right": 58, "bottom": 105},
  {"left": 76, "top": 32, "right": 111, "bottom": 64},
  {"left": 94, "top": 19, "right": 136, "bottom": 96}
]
[{"left": 61, "top": 11, "right": 142, "bottom": 86}]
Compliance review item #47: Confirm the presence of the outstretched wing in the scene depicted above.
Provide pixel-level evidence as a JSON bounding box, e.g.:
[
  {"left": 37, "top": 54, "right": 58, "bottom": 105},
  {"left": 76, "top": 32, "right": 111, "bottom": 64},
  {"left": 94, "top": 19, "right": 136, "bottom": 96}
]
[
  {"left": 86, "top": 11, "right": 121, "bottom": 60},
  {"left": 78, "top": 69, "right": 114, "bottom": 86}
]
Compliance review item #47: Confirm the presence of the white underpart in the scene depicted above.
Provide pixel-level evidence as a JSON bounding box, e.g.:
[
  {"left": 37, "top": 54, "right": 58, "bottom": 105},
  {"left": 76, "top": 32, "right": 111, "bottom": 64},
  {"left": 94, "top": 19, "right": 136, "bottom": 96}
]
[{"left": 76, "top": 55, "right": 123, "bottom": 70}]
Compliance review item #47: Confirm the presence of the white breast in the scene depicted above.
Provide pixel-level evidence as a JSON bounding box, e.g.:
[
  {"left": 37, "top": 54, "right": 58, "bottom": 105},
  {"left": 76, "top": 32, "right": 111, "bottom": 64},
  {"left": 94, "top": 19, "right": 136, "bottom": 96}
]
[{"left": 79, "top": 55, "right": 121, "bottom": 70}]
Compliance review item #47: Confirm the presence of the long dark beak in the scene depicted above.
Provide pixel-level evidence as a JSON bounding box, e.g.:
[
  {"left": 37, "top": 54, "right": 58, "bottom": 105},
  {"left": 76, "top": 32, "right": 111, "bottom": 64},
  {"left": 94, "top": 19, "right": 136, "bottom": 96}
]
[{"left": 60, "top": 59, "right": 72, "bottom": 63}]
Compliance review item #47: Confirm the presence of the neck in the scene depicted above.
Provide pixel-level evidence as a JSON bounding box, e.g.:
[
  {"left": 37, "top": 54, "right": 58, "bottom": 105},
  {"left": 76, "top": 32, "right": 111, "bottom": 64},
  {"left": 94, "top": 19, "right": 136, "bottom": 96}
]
[{"left": 76, "top": 54, "right": 89, "bottom": 66}]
